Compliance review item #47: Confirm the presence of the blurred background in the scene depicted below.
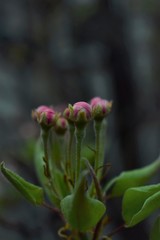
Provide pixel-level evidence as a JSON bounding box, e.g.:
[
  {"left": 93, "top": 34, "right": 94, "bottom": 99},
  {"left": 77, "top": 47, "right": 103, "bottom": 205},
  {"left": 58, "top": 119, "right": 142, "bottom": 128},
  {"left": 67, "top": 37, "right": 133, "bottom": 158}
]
[{"left": 0, "top": 0, "right": 160, "bottom": 239}]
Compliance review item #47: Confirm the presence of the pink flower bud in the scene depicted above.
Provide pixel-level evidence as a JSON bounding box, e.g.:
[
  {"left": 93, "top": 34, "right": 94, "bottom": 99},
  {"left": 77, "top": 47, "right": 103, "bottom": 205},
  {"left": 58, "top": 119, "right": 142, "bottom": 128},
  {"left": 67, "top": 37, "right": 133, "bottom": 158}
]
[
  {"left": 36, "top": 105, "right": 52, "bottom": 114},
  {"left": 63, "top": 107, "right": 71, "bottom": 120},
  {"left": 32, "top": 105, "right": 57, "bottom": 129},
  {"left": 54, "top": 117, "right": 68, "bottom": 135},
  {"left": 71, "top": 101, "right": 92, "bottom": 123},
  {"left": 90, "top": 97, "right": 102, "bottom": 107},
  {"left": 90, "top": 97, "right": 112, "bottom": 120}
]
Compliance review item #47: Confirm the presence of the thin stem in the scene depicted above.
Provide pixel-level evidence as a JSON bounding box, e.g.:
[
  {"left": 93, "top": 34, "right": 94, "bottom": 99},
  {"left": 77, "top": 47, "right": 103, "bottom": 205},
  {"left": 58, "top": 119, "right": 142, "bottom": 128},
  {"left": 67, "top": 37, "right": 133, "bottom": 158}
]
[
  {"left": 42, "top": 202, "right": 64, "bottom": 220},
  {"left": 92, "top": 218, "right": 103, "bottom": 240},
  {"left": 86, "top": 159, "right": 104, "bottom": 202},
  {"left": 66, "top": 122, "right": 75, "bottom": 178},
  {"left": 94, "top": 120, "right": 102, "bottom": 173},
  {"left": 71, "top": 230, "right": 89, "bottom": 240},
  {"left": 92, "top": 215, "right": 111, "bottom": 240},
  {"left": 75, "top": 126, "right": 86, "bottom": 182},
  {"left": 41, "top": 129, "right": 59, "bottom": 197},
  {"left": 94, "top": 119, "right": 106, "bottom": 179},
  {"left": 41, "top": 129, "right": 51, "bottom": 178},
  {"left": 79, "top": 232, "right": 89, "bottom": 240},
  {"left": 58, "top": 135, "right": 67, "bottom": 172},
  {"left": 107, "top": 224, "right": 125, "bottom": 237}
]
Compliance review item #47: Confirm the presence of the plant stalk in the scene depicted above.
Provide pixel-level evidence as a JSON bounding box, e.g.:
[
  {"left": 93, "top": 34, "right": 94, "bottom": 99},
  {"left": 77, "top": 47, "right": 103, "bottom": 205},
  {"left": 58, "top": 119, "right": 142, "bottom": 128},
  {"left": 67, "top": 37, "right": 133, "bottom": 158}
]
[
  {"left": 75, "top": 126, "right": 86, "bottom": 182},
  {"left": 94, "top": 119, "right": 106, "bottom": 179},
  {"left": 41, "top": 129, "right": 51, "bottom": 178},
  {"left": 66, "top": 122, "right": 75, "bottom": 179}
]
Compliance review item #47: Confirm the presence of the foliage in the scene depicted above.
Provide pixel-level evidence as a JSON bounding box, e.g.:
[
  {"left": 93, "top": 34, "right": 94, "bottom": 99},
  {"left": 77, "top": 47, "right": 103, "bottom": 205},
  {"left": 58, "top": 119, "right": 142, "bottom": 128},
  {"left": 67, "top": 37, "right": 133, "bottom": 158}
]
[{"left": 1, "top": 98, "right": 160, "bottom": 239}]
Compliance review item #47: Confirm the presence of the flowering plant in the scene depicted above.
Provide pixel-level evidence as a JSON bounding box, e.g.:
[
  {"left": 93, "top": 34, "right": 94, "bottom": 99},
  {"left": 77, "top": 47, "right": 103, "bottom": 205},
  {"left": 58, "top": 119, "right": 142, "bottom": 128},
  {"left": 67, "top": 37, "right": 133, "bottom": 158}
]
[{"left": 1, "top": 97, "right": 160, "bottom": 240}]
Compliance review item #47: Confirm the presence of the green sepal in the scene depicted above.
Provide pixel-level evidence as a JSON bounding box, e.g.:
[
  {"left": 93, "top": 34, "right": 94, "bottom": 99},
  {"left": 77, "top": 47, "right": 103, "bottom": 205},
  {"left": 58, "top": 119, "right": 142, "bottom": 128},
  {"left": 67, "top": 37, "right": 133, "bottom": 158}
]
[
  {"left": 104, "top": 157, "right": 160, "bottom": 197},
  {"left": 122, "top": 184, "right": 160, "bottom": 227},
  {"left": 0, "top": 162, "right": 44, "bottom": 205},
  {"left": 150, "top": 216, "right": 160, "bottom": 240},
  {"left": 60, "top": 173, "right": 106, "bottom": 232}
]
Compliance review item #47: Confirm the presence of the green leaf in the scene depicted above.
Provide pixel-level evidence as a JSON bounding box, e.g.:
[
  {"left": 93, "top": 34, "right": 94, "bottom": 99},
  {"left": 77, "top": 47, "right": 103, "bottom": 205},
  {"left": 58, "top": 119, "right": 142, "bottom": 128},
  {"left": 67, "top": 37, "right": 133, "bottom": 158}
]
[
  {"left": 150, "top": 216, "right": 160, "bottom": 240},
  {"left": 60, "top": 174, "right": 106, "bottom": 232},
  {"left": 1, "top": 162, "right": 44, "bottom": 205},
  {"left": 122, "top": 184, "right": 160, "bottom": 227},
  {"left": 104, "top": 157, "right": 160, "bottom": 197}
]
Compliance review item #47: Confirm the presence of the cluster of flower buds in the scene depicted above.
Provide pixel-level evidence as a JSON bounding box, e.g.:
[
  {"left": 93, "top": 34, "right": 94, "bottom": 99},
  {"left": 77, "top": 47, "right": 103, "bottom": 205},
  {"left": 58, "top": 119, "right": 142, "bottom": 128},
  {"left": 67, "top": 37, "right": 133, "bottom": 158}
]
[
  {"left": 32, "top": 97, "right": 112, "bottom": 131},
  {"left": 31, "top": 97, "right": 112, "bottom": 235},
  {"left": 32, "top": 105, "right": 68, "bottom": 134},
  {"left": 63, "top": 97, "right": 112, "bottom": 125}
]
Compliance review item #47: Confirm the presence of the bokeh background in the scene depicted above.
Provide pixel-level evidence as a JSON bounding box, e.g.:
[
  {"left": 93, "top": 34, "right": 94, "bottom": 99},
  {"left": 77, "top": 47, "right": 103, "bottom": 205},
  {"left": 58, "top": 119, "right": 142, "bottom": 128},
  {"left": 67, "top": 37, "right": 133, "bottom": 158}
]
[{"left": 0, "top": 0, "right": 160, "bottom": 239}]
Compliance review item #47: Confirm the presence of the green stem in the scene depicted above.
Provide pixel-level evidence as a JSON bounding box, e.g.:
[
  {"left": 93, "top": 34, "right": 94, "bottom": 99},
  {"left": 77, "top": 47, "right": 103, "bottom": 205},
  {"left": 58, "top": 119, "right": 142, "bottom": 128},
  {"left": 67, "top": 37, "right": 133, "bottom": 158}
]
[
  {"left": 86, "top": 159, "right": 104, "bottom": 202},
  {"left": 41, "top": 129, "right": 51, "bottom": 178},
  {"left": 75, "top": 126, "right": 86, "bottom": 182},
  {"left": 107, "top": 224, "right": 124, "bottom": 238},
  {"left": 94, "top": 119, "right": 106, "bottom": 178},
  {"left": 41, "top": 129, "right": 59, "bottom": 197},
  {"left": 66, "top": 122, "right": 75, "bottom": 178},
  {"left": 42, "top": 202, "right": 64, "bottom": 220},
  {"left": 92, "top": 218, "right": 103, "bottom": 240},
  {"left": 58, "top": 135, "right": 66, "bottom": 172},
  {"left": 79, "top": 232, "right": 89, "bottom": 240},
  {"left": 71, "top": 230, "right": 89, "bottom": 240},
  {"left": 94, "top": 120, "right": 102, "bottom": 173}
]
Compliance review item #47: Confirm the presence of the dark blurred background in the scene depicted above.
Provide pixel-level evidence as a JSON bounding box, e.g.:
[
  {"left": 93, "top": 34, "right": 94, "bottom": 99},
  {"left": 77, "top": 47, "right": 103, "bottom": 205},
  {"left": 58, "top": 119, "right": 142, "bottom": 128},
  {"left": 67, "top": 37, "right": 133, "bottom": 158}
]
[{"left": 0, "top": 0, "right": 160, "bottom": 239}]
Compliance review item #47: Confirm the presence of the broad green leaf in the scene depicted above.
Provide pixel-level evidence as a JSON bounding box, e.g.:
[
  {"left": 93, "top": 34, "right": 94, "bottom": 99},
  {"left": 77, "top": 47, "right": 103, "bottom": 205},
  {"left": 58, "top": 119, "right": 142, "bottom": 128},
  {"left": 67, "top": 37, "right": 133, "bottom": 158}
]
[
  {"left": 122, "top": 184, "right": 160, "bottom": 227},
  {"left": 150, "top": 216, "right": 160, "bottom": 240},
  {"left": 1, "top": 162, "right": 44, "bottom": 205},
  {"left": 61, "top": 174, "right": 106, "bottom": 232},
  {"left": 104, "top": 157, "right": 160, "bottom": 197}
]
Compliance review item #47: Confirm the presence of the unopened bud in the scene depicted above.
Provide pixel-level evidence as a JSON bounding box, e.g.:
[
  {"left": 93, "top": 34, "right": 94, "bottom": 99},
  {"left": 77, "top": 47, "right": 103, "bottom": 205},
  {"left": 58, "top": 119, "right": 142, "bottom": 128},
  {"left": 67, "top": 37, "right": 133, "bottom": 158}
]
[
  {"left": 54, "top": 117, "right": 68, "bottom": 135},
  {"left": 70, "top": 102, "right": 92, "bottom": 126},
  {"left": 32, "top": 105, "right": 57, "bottom": 129},
  {"left": 90, "top": 97, "right": 112, "bottom": 120},
  {"left": 63, "top": 107, "right": 72, "bottom": 121}
]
